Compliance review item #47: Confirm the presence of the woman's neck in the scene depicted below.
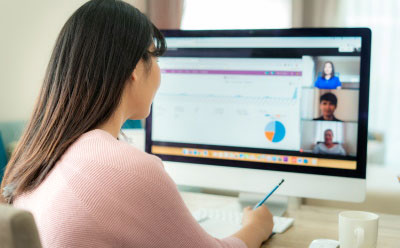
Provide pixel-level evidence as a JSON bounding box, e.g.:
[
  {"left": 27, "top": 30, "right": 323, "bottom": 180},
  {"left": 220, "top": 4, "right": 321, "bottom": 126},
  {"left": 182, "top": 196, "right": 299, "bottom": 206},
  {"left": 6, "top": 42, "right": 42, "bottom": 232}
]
[{"left": 97, "top": 108, "right": 126, "bottom": 139}]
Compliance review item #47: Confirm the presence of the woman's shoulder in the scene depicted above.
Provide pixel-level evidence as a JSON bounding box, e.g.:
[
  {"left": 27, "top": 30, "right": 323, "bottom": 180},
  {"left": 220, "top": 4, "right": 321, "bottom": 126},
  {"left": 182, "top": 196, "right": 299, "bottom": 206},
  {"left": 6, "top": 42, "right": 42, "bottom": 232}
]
[
  {"left": 332, "top": 75, "right": 340, "bottom": 81},
  {"left": 62, "top": 129, "right": 163, "bottom": 175},
  {"left": 58, "top": 129, "right": 170, "bottom": 203}
]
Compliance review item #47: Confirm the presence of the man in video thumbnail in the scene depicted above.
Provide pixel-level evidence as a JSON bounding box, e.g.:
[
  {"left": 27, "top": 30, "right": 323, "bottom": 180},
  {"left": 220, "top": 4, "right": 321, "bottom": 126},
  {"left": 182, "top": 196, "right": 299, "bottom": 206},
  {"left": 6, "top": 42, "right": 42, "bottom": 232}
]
[{"left": 314, "top": 92, "right": 342, "bottom": 122}]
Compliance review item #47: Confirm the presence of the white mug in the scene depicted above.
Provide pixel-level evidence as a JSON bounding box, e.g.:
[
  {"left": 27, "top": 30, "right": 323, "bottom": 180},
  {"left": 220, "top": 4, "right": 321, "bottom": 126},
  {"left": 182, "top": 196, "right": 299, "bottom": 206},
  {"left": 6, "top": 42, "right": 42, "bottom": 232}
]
[{"left": 339, "top": 211, "right": 379, "bottom": 248}]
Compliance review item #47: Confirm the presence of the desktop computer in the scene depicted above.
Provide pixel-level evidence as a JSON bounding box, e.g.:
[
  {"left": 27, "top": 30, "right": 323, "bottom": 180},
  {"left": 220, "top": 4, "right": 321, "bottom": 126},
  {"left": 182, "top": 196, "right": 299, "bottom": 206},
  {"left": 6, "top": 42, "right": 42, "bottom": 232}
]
[{"left": 145, "top": 28, "right": 371, "bottom": 213}]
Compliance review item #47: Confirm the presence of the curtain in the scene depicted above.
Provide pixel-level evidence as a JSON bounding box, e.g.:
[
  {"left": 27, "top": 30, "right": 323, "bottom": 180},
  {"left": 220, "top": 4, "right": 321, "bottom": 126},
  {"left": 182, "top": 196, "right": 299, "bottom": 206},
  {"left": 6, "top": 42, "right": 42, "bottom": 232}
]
[
  {"left": 294, "top": 0, "right": 340, "bottom": 27},
  {"left": 147, "top": 0, "right": 184, "bottom": 29},
  {"left": 338, "top": 0, "right": 400, "bottom": 166},
  {"left": 294, "top": 0, "right": 400, "bottom": 166}
]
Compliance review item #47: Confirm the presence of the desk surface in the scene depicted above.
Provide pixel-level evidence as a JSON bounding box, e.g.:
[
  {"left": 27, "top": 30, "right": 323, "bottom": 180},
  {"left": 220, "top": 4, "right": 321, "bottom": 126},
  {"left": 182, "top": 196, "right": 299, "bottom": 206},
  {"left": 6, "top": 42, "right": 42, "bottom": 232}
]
[{"left": 181, "top": 191, "right": 400, "bottom": 248}]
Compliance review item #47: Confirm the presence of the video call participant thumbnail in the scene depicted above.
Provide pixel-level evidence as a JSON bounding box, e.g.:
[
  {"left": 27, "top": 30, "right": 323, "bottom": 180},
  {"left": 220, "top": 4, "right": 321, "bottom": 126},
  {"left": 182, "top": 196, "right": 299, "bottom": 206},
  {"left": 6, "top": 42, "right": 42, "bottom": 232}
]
[
  {"left": 313, "top": 129, "right": 346, "bottom": 156},
  {"left": 314, "top": 92, "right": 343, "bottom": 122},
  {"left": 314, "top": 61, "right": 342, "bottom": 89}
]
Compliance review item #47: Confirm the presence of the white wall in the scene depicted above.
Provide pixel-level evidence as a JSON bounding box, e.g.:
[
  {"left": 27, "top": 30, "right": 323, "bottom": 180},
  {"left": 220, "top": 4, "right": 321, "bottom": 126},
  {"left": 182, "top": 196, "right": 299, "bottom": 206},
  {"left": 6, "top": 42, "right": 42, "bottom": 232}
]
[{"left": 0, "top": 0, "right": 146, "bottom": 122}]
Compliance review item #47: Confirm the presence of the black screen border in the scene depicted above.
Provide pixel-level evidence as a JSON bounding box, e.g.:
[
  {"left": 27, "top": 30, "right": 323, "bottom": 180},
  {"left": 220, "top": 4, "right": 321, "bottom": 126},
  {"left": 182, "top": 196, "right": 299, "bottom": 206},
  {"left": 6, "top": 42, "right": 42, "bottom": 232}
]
[{"left": 145, "top": 28, "right": 371, "bottom": 179}]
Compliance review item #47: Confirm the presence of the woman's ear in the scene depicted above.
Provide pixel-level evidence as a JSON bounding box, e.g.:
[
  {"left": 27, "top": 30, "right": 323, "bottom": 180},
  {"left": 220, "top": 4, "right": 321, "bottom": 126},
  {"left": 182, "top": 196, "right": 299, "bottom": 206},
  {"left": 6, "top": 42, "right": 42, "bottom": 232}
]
[
  {"left": 130, "top": 68, "right": 138, "bottom": 82},
  {"left": 130, "top": 60, "right": 145, "bottom": 84}
]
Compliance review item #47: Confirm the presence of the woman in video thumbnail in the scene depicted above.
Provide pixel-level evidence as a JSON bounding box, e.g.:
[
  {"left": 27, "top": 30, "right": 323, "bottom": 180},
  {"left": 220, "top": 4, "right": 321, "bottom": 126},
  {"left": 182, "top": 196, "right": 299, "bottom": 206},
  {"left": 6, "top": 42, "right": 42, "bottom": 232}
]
[
  {"left": 314, "top": 61, "right": 342, "bottom": 89},
  {"left": 313, "top": 129, "right": 346, "bottom": 156}
]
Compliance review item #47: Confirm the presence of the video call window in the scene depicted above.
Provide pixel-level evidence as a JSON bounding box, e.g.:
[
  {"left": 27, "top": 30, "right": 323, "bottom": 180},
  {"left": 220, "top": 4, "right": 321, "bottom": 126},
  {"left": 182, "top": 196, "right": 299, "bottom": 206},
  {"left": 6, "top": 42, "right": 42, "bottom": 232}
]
[{"left": 300, "top": 56, "right": 360, "bottom": 158}]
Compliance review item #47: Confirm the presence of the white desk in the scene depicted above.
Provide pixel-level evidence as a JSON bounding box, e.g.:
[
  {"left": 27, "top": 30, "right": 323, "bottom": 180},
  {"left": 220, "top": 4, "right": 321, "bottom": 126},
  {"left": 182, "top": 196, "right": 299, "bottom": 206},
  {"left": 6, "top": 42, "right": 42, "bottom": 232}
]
[{"left": 181, "top": 191, "right": 400, "bottom": 248}]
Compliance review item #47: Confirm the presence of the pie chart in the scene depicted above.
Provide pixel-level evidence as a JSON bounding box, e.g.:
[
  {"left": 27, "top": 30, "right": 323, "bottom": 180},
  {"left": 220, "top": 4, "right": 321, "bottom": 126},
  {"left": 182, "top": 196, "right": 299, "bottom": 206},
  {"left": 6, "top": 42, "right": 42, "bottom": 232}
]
[{"left": 265, "top": 121, "right": 286, "bottom": 143}]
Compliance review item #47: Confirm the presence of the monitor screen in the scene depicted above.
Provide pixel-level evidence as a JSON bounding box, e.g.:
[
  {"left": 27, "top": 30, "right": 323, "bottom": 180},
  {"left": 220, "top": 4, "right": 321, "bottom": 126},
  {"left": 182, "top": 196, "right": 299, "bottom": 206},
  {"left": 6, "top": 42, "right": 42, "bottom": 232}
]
[{"left": 146, "top": 29, "right": 370, "bottom": 180}]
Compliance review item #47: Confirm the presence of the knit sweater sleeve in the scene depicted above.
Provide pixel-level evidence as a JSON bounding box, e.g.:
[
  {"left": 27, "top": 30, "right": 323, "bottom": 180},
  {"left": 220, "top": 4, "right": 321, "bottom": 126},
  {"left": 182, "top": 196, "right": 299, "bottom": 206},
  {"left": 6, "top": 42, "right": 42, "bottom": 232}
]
[{"left": 68, "top": 148, "right": 247, "bottom": 248}]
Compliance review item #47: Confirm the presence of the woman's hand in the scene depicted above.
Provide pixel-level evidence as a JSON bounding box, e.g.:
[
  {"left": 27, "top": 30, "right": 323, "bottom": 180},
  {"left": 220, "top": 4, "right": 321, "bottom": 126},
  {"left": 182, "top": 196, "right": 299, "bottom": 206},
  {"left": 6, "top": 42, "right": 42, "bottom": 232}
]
[
  {"left": 242, "top": 205, "right": 274, "bottom": 238},
  {"left": 232, "top": 205, "right": 274, "bottom": 248}
]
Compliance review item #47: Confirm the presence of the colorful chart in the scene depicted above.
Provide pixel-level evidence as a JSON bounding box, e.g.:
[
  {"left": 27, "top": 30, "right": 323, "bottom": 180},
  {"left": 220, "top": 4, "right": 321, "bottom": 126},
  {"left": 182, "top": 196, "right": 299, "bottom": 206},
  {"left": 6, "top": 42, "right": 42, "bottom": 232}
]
[{"left": 265, "top": 121, "right": 286, "bottom": 143}]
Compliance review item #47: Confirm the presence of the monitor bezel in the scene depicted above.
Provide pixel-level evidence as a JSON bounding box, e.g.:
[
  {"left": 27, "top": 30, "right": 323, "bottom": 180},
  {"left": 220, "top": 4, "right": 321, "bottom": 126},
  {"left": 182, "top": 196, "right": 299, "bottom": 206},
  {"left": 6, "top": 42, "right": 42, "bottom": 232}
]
[{"left": 145, "top": 28, "right": 371, "bottom": 180}]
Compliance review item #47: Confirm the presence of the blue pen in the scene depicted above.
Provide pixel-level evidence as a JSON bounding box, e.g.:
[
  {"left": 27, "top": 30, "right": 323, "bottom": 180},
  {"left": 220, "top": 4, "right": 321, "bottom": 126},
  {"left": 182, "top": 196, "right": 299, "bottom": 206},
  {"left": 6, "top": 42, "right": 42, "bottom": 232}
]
[{"left": 253, "top": 179, "right": 285, "bottom": 209}]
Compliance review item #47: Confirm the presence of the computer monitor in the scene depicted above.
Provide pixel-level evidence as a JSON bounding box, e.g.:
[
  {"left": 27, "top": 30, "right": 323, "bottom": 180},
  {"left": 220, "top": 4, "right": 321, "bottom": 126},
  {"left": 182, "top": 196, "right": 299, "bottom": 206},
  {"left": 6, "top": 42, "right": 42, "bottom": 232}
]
[{"left": 146, "top": 28, "right": 371, "bottom": 203}]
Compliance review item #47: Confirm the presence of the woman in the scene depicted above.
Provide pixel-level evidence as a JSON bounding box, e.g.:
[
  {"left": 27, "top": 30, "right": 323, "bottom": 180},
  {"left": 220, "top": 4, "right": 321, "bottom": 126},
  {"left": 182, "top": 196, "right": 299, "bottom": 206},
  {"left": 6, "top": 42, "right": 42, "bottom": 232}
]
[
  {"left": 314, "top": 61, "right": 342, "bottom": 89},
  {"left": 0, "top": 1, "right": 273, "bottom": 247},
  {"left": 313, "top": 129, "right": 346, "bottom": 156}
]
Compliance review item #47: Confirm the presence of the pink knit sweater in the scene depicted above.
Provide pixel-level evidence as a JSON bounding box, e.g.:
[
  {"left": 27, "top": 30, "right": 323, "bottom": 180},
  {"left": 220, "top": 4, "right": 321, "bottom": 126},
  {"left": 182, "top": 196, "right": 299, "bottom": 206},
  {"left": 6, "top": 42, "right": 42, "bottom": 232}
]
[{"left": 14, "top": 129, "right": 246, "bottom": 248}]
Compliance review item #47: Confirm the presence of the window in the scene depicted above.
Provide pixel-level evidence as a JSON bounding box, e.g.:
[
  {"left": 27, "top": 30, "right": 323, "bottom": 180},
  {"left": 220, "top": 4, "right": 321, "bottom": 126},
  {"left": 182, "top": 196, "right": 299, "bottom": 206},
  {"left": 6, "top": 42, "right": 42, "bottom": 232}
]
[{"left": 181, "top": 0, "right": 292, "bottom": 30}]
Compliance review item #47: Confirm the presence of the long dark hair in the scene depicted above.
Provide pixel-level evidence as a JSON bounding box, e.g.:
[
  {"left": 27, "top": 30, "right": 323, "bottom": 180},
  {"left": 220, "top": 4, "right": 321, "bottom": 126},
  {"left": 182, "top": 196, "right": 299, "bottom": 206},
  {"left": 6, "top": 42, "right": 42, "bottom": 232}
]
[
  {"left": 1, "top": 0, "right": 166, "bottom": 203},
  {"left": 321, "top": 61, "right": 335, "bottom": 79}
]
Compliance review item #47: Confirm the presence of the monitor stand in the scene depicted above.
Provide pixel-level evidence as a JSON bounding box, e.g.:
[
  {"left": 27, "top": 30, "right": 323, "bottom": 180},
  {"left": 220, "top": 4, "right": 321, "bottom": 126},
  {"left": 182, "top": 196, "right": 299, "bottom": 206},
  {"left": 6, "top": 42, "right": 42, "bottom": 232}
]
[{"left": 238, "top": 192, "right": 302, "bottom": 216}]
